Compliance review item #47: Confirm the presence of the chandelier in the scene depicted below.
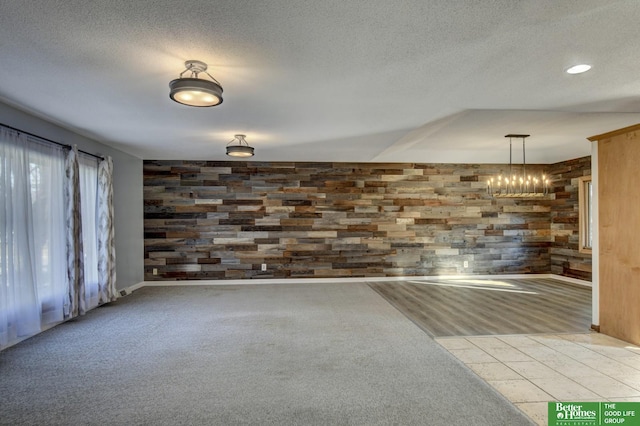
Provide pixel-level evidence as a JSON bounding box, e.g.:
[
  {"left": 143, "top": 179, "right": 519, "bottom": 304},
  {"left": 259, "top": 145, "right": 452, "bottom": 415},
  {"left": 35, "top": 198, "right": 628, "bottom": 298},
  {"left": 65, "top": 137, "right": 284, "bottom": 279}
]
[{"left": 487, "top": 134, "right": 549, "bottom": 197}]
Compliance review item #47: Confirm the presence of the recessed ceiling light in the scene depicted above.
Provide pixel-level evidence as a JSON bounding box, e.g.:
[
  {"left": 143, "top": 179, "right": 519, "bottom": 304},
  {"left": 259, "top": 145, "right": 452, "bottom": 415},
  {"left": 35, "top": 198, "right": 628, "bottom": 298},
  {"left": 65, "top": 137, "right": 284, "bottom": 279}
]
[{"left": 566, "top": 64, "right": 592, "bottom": 75}]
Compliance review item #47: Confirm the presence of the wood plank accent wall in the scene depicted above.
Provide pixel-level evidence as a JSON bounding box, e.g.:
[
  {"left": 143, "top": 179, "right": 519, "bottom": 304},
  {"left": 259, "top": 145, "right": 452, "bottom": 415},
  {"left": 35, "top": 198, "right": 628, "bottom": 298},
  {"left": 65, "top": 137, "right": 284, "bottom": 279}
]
[
  {"left": 547, "top": 156, "right": 592, "bottom": 281},
  {"left": 590, "top": 125, "right": 640, "bottom": 345},
  {"left": 143, "top": 160, "right": 587, "bottom": 281}
]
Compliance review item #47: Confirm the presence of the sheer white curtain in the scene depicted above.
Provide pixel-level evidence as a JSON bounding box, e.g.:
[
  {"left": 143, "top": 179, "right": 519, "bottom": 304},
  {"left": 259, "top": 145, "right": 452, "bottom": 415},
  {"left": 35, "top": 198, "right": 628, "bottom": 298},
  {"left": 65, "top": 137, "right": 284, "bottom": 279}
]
[
  {"left": 0, "top": 129, "right": 67, "bottom": 348},
  {"left": 79, "top": 154, "right": 99, "bottom": 310},
  {"left": 31, "top": 140, "right": 67, "bottom": 325}
]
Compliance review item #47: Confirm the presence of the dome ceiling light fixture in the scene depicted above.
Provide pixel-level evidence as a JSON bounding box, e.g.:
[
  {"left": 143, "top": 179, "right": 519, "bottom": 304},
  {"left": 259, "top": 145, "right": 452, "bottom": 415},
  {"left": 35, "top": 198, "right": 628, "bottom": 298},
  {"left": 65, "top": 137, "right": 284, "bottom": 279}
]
[
  {"left": 226, "top": 134, "right": 254, "bottom": 157},
  {"left": 169, "top": 60, "right": 223, "bottom": 107}
]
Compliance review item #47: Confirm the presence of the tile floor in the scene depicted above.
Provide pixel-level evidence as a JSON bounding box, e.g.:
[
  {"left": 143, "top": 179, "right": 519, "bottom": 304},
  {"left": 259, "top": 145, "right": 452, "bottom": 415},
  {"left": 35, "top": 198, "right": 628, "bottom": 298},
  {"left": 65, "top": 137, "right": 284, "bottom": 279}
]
[{"left": 436, "top": 332, "right": 640, "bottom": 425}]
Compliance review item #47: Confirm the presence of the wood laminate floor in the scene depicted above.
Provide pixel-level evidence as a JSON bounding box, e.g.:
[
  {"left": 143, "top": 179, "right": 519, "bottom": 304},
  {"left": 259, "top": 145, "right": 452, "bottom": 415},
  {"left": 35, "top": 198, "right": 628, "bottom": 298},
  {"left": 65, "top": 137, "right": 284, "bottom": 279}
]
[{"left": 368, "top": 278, "right": 592, "bottom": 337}]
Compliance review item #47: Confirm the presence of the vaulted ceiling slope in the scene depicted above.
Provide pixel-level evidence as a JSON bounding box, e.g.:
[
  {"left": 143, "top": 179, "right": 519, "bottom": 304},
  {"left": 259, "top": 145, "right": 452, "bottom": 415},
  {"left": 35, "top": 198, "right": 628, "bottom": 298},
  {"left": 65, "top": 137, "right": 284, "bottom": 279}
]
[{"left": 1, "top": 1, "right": 639, "bottom": 163}]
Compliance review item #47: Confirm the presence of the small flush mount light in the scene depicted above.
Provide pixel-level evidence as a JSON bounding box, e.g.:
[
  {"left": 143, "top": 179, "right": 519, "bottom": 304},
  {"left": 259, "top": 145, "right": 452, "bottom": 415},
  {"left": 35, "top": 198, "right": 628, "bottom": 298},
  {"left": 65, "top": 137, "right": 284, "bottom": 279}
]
[
  {"left": 226, "top": 134, "right": 254, "bottom": 157},
  {"left": 169, "top": 60, "right": 223, "bottom": 107},
  {"left": 566, "top": 64, "right": 592, "bottom": 75}
]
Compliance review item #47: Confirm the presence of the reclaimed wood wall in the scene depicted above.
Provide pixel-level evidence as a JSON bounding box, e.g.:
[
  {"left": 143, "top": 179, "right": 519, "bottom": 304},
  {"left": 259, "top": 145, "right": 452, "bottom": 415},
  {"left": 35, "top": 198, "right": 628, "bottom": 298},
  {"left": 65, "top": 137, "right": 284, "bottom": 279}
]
[
  {"left": 143, "top": 159, "right": 590, "bottom": 281},
  {"left": 547, "top": 156, "right": 592, "bottom": 280}
]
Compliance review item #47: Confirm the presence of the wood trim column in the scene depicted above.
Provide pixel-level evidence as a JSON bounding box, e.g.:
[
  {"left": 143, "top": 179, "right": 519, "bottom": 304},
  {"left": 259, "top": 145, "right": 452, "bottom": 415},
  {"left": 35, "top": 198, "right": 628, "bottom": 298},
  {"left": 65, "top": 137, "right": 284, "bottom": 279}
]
[{"left": 588, "top": 124, "right": 640, "bottom": 345}]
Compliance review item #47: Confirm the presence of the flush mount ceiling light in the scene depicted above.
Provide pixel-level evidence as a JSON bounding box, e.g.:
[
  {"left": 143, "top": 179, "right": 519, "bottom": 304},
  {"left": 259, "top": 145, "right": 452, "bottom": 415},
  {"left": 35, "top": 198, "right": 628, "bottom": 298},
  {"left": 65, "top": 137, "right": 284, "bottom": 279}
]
[
  {"left": 487, "top": 134, "right": 549, "bottom": 198},
  {"left": 226, "top": 134, "right": 254, "bottom": 157},
  {"left": 566, "top": 64, "right": 592, "bottom": 74},
  {"left": 169, "top": 60, "right": 223, "bottom": 107}
]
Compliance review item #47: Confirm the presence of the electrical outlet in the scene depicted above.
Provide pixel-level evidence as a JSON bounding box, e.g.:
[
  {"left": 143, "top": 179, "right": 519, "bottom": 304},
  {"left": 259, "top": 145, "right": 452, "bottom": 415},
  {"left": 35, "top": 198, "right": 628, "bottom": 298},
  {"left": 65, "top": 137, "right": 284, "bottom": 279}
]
[
  {"left": 152, "top": 268, "right": 158, "bottom": 275},
  {"left": 463, "top": 261, "right": 469, "bottom": 268}
]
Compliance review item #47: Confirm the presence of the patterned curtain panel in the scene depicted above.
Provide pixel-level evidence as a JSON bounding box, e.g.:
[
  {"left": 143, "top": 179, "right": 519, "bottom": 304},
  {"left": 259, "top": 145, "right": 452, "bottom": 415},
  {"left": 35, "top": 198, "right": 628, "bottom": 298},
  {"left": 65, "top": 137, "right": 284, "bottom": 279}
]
[
  {"left": 97, "top": 156, "right": 117, "bottom": 303},
  {"left": 64, "top": 146, "right": 86, "bottom": 317}
]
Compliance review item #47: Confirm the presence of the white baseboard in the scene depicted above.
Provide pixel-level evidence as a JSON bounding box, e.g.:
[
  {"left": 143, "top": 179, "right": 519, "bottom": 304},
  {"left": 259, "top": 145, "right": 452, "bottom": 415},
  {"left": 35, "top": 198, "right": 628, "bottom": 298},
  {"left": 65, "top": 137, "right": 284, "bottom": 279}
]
[
  {"left": 116, "top": 281, "right": 146, "bottom": 297},
  {"left": 134, "top": 273, "right": 591, "bottom": 289}
]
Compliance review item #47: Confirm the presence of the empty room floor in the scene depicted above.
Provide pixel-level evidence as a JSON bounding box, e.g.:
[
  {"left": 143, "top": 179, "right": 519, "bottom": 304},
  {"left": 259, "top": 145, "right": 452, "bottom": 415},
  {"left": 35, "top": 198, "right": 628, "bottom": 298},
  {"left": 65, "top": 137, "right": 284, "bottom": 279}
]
[
  {"left": 370, "top": 277, "right": 640, "bottom": 425},
  {"left": 3, "top": 278, "right": 638, "bottom": 425}
]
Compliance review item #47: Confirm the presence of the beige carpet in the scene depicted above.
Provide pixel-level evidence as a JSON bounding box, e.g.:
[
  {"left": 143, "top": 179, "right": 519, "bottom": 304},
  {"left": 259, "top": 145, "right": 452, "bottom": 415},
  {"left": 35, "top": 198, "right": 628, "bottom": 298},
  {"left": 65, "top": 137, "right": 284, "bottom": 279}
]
[{"left": 0, "top": 283, "right": 533, "bottom": 425}]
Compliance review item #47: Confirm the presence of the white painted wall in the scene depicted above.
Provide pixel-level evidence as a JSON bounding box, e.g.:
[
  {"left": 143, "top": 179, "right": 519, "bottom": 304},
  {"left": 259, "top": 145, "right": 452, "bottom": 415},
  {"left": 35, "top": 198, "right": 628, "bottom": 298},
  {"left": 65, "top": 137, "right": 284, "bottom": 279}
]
[{"left": 0, "top": 100, "right": 144, "bottom": 289}]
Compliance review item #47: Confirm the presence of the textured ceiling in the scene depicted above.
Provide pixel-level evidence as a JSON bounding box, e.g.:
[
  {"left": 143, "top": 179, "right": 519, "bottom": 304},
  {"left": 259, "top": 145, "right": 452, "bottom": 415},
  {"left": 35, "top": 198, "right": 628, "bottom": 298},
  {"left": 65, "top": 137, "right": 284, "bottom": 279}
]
[{"left": 1, "top": 0, "right": 639, "bottom": 163}]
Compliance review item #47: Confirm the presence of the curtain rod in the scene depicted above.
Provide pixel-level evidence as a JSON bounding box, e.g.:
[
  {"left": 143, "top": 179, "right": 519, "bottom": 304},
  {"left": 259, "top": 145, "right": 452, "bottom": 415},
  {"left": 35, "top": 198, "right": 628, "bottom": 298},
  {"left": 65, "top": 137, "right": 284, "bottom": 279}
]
[{"left": 0, "top": 122, "right": 105, "bottom": 160}]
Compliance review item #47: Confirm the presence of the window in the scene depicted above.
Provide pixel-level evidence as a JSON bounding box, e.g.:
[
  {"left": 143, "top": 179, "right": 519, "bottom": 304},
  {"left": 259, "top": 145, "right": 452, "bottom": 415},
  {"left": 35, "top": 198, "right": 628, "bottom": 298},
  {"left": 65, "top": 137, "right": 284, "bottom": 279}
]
[
  {"left": 578, "top": 176, "right": 592, "bottom": 254},
  {"left": 1, "top": 127, "right": 114, "bottom": 350}
]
